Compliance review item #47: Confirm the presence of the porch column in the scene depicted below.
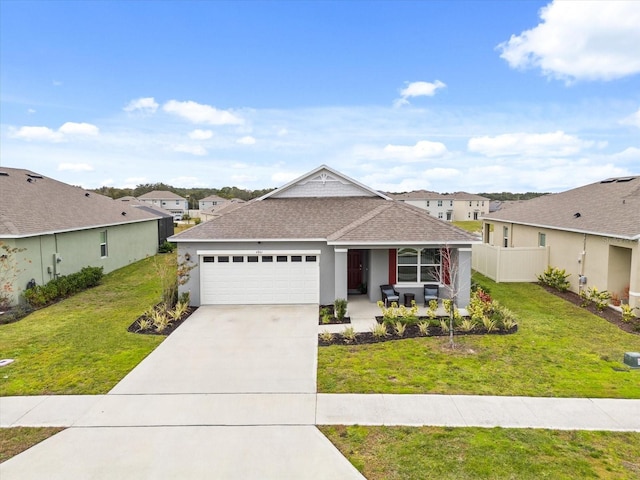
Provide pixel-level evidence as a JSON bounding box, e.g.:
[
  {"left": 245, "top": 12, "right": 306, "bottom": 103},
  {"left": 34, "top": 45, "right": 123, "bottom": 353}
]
[
  {"left": 334, "top": 248, "right": 348, "bottom": 301},
  {"left": 457, "top": 248, "right": 472, "bottom": 308}
]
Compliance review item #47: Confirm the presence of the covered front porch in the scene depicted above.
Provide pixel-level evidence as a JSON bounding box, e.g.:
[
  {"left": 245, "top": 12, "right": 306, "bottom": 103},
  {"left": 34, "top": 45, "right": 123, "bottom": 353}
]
[{"left": 331, "top": 245, "right": 473, "bottom": 309}]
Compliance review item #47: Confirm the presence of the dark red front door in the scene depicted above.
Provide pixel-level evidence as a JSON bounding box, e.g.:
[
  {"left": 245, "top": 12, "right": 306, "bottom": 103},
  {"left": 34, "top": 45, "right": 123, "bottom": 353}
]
[{"left": 348, "top": 250, "right": 363, "bottom": 290}]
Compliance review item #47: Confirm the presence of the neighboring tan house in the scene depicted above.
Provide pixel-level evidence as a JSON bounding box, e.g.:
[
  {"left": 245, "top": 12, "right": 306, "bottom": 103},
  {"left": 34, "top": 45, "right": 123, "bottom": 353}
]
[
  {"left": 199, "top": 199, "right": 246, "bottom": 222},
  {"left": 170, "top": 165, "right": 478, "bottom": 307},
  {"left": 393, "top": 190, "right": 490, "bottom": 221},
  {"left": 198, "top": 194, "right": 227, "bottom": 210},
  {"left": 474, "top": 175, "right": 640, "bottom": 312},
  {"left": 0, "top": 167, "right": 160, "bottom": 306},
  {"left": 137, "top": 191, "right": 188, "bottom": 221}
]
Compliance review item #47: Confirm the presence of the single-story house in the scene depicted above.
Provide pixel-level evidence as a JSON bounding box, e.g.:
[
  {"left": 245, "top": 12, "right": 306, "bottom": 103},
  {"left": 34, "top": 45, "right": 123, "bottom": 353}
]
[
  {"left": 170, "top": 165, "right": 479, "bottom": 307},
  {"left": 0, "top": 167, "right": 161, "bottom": 307},
  {"left": 475, "top": 175, "right": 640, "bottom": 311}
]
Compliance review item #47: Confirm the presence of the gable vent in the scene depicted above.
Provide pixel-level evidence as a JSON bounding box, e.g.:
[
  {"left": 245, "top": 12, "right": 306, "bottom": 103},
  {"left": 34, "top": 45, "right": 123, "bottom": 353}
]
[
  {"left": 0, "top": 171, "right": 9, "bottom": 177},
  {"left": 27, "top": 173, "right": 43, "bottom": 179},
  {"left": 600, "top": 178, "right": 616, "bottom": 184},
  {"left": 615, "top": 177, "right": 635, "bottom": 183}
]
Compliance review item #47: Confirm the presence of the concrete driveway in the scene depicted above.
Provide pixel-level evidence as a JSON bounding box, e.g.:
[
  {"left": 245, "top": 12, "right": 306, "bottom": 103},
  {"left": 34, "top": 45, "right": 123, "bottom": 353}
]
[
  {"left": 1, "top": 304, "right": 368, "bottom": 479},
  {"left": 111, "top": 304, "right": 319, "bottom": 394}
]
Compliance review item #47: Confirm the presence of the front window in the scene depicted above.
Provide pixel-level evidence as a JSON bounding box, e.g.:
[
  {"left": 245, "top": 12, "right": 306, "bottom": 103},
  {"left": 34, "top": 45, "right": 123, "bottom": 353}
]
[
  {"left": 437, "top": 200, "right": 443, "bottom": 207},
  {"left": 397, "top": 248, "right": 441, "bottom": 283},
  {"left": 100, "top": 230, "right": 108, "bottom": 257}
]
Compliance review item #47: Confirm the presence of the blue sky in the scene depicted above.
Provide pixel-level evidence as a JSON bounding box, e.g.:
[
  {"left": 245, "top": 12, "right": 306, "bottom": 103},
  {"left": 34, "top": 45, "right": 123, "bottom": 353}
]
[{"left": 1, "top": 0, "right": 639, "bottom": 193}]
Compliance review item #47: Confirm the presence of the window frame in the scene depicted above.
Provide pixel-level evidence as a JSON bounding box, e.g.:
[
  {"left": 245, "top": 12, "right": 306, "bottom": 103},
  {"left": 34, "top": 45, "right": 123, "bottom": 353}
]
[
  {"left": 396, "top": 247, "right": 442, "bottom": 284},
  {"left": 100, "top": 230, "right": 108, "bottom": 258}
]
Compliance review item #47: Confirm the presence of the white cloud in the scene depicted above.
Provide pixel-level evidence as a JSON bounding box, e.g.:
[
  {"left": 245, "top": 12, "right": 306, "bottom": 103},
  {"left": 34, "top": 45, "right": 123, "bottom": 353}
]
[
  {"left": 188, "top": 129, "right": 213, "bottom": 140},
  {"left": 277, "top": 128, "right": 288, "bottom": 136},
  {"left": 172, "top": 144, "right": 207, "bottom": 156},
  {"left": 58, "top": 162, "right": 94, "bottom": 172},
  {"left": 124, "top": 97, "right": 159, "bottom": 114},
  {"left": 27, "top": 109, "right": 36, "bottom": 114},
  {"left": 383, "top": 140, "right": 448, "bottom": 161},
  {"left": 468, "top": 131, "right": 593, "bottom": 157},
  {"left": 10, "top": 126, "right": 63, "bottom": 142},
  {"left": 52, "top": 80, "right": 62, "bottom": 87},
  {"left": 236, "top": 135, "right": 256, "bottom": 145},
  {"left": 395, "top": 80, "right": 446, "bottom": 107},
  {"left": 498, "top": 0, "right": 640, "bottom": 83},
  {"left": 163, "top": 100, "right": 244, "bottom": 125},
  {"left": 620, "top": 108, "right": 640, "bottom": 128},
  {"left": 10, "top": 122, "right": 99, "bottom": 142},
  {"left": 58, "top": 122, "right": 99, "bottom": 136},
  {"left": 169, "top": 176, "right": 208, "bottom": 188}
]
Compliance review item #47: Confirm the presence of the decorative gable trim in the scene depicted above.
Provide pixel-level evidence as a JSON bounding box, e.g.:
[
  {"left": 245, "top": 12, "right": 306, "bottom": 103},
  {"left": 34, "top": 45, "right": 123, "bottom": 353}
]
[{"left": 258, "top": 165, "right": 392, "bottom": 200}]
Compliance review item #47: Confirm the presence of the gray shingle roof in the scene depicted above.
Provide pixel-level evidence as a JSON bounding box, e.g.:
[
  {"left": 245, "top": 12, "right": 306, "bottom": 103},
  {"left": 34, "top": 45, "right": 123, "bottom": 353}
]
[
  {"left": 483, "top": 176, "right": 640, "bottom": 239},
  {"left": 0, "top": 167, "right": 158, "bottom": 237},
  {"left": 138, "top": 190, "right": 186, "bottom": 201},
  {"left": 392, "top": 190, "right": 489, "bottom": 201},
  {"left": 172, "top": 197, "right": 477, "bottom": 244}
]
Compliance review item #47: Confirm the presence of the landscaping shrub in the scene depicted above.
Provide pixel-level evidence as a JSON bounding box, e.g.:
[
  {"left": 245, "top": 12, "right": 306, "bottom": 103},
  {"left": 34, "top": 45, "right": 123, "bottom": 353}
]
[
  {"left": 334, "top": 298, "right": 348, "bottom": 321},
  {"left": 23, "top": 266, "right": 104, "bottom": 308},
  {"left": 537, "top": 266, "right": 571, "bottom": 292},
  {"left": 158, "top": 241, "right": 175, "bottom": 253}
]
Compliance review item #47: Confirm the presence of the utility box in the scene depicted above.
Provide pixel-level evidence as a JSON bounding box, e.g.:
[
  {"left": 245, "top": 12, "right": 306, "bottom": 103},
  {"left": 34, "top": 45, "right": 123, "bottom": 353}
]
[{"left": 623, "top": 352, "right": 640, "bottom": 369}]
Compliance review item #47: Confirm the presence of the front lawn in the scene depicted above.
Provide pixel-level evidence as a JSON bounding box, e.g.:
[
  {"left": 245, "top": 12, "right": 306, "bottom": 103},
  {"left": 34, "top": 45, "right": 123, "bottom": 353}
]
[
  {"left": 320, "top": 425, "right": 640, "bottom": 480},
  {"left": 318, "top": 275, "right": 640, "bottom": 398},
  {"left": 0, "top": 255, "right": 173, "bottom": 396}
]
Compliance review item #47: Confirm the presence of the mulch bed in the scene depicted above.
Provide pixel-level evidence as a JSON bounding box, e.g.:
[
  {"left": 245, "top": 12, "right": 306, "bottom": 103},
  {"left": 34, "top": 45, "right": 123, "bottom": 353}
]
[
  {"left": 319, "top": 323, "right": 518, "bottom": 346},
  {"left": 319, "top": 304, "right": 350, "bottom": 325},
  {"left": 127, "top": 305, "right": 198, "bottom": 336},
  {"left": 541, "top": 285, "right": 640, "bottom": 335}
]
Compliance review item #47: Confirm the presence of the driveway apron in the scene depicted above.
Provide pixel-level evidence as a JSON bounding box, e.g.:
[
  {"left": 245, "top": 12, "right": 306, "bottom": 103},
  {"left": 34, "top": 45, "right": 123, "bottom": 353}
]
[{"left": 110, "top": 304, "right": 319, "bottom": 394}]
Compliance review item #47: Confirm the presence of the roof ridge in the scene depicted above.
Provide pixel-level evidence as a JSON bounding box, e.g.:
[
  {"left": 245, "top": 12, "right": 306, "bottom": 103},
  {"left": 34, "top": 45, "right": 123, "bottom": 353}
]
[{"left": 327, "top": 202, "right": 393, "bottom": 241}]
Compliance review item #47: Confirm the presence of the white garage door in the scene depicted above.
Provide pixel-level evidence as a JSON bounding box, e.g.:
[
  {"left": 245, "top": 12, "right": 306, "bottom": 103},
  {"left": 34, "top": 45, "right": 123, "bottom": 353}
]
[{"left": 199, "top": 251, "right": 320, "bottom": 305}]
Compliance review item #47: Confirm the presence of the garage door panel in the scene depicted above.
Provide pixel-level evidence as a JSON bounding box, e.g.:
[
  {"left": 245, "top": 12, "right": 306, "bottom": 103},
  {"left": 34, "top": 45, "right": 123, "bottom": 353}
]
[{"left": 201, "top": 253, "right": 319, "bottom": 305}]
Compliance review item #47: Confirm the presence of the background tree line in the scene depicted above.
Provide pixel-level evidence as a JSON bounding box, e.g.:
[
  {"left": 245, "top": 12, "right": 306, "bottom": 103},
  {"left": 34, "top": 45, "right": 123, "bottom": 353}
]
[{"left": 91, "top": 183, "right": 276, "bottom": 206}]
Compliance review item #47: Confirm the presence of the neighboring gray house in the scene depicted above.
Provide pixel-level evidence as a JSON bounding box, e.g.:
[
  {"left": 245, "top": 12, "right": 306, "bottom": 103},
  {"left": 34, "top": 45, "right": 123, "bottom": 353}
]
[
  {"left": 392, "top": 190, "right": 490, "bottom": 221},
  {"left": 137, "top": 190, "right": 188, "bottom": 220},
  {"left": 171, "top": 165, "right": 478, "bottom": 307},
  {"left": 0, "top": 167, "right": 160, "bottom": 306}
]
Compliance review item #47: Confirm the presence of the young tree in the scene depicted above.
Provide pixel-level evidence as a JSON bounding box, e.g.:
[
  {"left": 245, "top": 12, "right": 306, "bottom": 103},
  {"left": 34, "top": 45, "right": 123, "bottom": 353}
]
[{"left": 430, "top": 244, "right": 471, "bottom": 349}]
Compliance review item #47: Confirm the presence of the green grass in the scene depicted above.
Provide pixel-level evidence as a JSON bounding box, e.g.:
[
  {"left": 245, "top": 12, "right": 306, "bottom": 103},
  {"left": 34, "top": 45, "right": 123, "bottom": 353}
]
[
  {"left": 318, "top": 274, "right": 640, "bottom": 398},
  {"left": 453, "top": 220, "right": 482, "bottom": 233},
  {"left": 0, "top": 427, "right": 63, "bottom": 463},
  {"left": 0, "top": 255, "right": 173, "bottom": 396},
  {"left": 320, "top": 425, "right": 640, "bottom": 480}
]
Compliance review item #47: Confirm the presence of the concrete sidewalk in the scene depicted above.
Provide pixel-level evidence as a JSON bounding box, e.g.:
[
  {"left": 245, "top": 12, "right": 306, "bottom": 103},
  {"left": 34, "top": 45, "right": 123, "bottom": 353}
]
[{"left": 3, "top": 393, "right": 640, "bottom": 431}]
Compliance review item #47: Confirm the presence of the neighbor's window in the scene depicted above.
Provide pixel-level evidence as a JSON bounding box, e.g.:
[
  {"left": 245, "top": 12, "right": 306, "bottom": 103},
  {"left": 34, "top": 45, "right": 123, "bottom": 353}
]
[
  {"left": 503, "top": 227, "right": 509, "bottom": 248},
  {"left": 538, "top": 233, "right": 546, "bottom": 247},
  {"left": 397, "top": 248, "right": 441, "bottom": 283},
  {"left": 437, "top": 200, "right": 443, "bottom": 207},
  {"left": 100, "top": 230, "right": 108, "bottom": 257}
]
